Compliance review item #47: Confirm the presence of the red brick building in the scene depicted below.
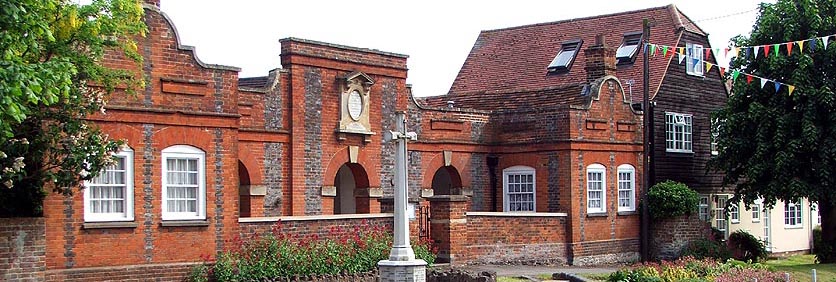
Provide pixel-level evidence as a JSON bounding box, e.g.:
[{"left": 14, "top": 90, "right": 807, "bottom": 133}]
[{"left": 16, "top": 1, "right": 726, "bottom": 280}]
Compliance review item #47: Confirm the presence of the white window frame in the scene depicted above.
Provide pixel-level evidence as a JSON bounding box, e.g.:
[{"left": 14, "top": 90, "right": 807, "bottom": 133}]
[
  {"left": 812, "top": 203, "right": 821, "bottom": 226},
  {"left": 502, "top": 166, "right": 536, "bottom": 212},
  {"left": 83, "top": 149, "right": 134, "bottom": 222},
  {"left": 586, "top": 164, "right": 607, "bottom": 214},
  {"left": 784, "top": 201, "right": 802, "bottom": 229},
  {"left": 714, "top": 195, "right": 729, "bottom": 239},
  {"left": 730, "top": 202, "right": 740, "bottom": 224},
  {"left": 665, "top": 112, "right": 693, "bottom": 153},
  {"left": 616, "top": 164, "right": 635, "bottom": 212},
  {"left": 685, "top": 43, "right": 704, "bottom": 76},
  {"left": 161, "top": 145, "right": 206, "bottom": 221},
  {"left": 751, "top": 203, "right": 761, "bottom": 223},
  {"left": 710, "top": 117, "right": 720, "bottom": 156},
  {"left": 698, "top": 195, "right": 710, "bottom": 222}
]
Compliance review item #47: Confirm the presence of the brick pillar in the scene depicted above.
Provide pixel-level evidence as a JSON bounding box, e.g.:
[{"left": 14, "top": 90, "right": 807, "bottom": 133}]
[{"left": 427, "top": 195, "right": 469, "bottom": 264}]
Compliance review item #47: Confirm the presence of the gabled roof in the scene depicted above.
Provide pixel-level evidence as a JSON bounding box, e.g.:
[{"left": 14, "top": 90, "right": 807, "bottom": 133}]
[
  {"left": 445, "top": 4, "right": 703, "bottom": 103},
  {"left": 239, "top": 76, "right": 269, "bottom": 88}
]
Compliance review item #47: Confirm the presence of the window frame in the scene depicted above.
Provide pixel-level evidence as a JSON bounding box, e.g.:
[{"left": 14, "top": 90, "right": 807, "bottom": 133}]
[
  {"left": 784, "top": 201, "right": 803, "bottom": 229},
  {"left": 698, "top": 195, "right": 710, "bottom": 222},
  {"left": 616, "top": 32, "right": 643, "bottom": 64},
  {"left": 665, "top": 112, "right": 693, "bottom": 153},
  {"left": 161, "top": 145, "right": 207, "bottom": 221},
  {"left": 812, "top": 203, "right": 821, "bottom": 226},
  {"left": 730, "top": 202, "right": 740, "bottom": 224},
  {"left": 586, "top": 164, "right": 607, "bottom": 214},
  {"left": 502, "top": 166, "right": 536, "bottom": 212},
  {"left": 616, "top": 164, "right": 636, "bottom": 212},
  {"left": 714, "top": 195, "right": 729, "bottom": 239},
  {"left": 83, "top": 148, "right": 135, "bottom": 222},
  {"left": 547, "top": 40, "right": 583, "bottom": 73},
  {"left": 751, "top": 203, "right": 761, "bottom": 223},
  {"left": 685, "top": 42, "right": 704, "bottom": 76}
]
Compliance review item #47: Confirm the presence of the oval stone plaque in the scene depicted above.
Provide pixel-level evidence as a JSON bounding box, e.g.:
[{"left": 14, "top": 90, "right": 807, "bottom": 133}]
[{"left": 348, "top": 90, "right": 363, "bottom": 121}]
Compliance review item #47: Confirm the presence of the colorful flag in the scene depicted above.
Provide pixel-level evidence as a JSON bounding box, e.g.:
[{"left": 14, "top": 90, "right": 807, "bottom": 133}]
[
  {"left": 705, "top": 48, "right": 711, "bottom": 59},
  {"left": 662, "top": 46, "right": 669, "bottom": 57},
  {"left": 823, "top": 36, "right": 830, "bottom": 50},
  {"left": 764, "top": 45, "right": 771, "bottom": 57},
  {"left": 732, "top": 70, "right": 740, "bottom": 81},
  {"left": 678, "top": 53, "right": 685, "bottom": 64},
  {"left": 706, "top": 62, "right": 714, "bottom": 72},
  {"left": 746, "top": 75, "right": 753, "bottom": 84},
  {"left": 760, "top": 78, "right": 768, "bottom": 89},
  {"left": 810, "top": 39, "right": 817, "bottom": 52},
  {"left": 754, "top": 46, "right": 760, "bottom": 58},
  {"left": 719, "top": 67, "right": 726, "bottom": 77},
  {"left": 787, "top": 43, "right": 793, "bottom": 56},
  {"left": 774, "top": 44, "right": 781, "bottom": 56},
  {"left": 798, "top": 41, "right": 805, "bottom": 53},
  {"left": 774, "top": 82, "right": 781, "bottom": 92},
  {"left": 788, "top": 85, "right": 796, "bottom": 95},
  {"left": 724, "top": 48, "right": 730, "bottom": 57},
  {"left": 650, "top": 44, "right": 657, "bottom": 56}
]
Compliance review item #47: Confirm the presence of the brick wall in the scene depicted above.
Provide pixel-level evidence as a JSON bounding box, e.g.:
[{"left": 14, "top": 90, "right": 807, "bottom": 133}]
[
  {"left": 651, "top": 213, "right": 712, "bottom": 260},
  {"left": 239, "top": 214, "right": 394, "bottom": 241},
  {"left": 44, "top": 262, "right": 196, "bottom": 282},
  {"left": 0, "top": 218, "right": 45, "bottom": 282},
  {"left": 464, "top": 213, "right": 569, "bottom": 264}
]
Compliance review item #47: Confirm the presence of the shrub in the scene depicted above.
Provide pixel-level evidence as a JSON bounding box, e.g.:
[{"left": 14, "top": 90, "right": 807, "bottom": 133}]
[
  {"left": 812, "top": 226, "right": 835, "bottom": 263},
  {"left": 727, "top": 230, "right": 768, "bottom": 262},
  {"left": 647, "top": 180, "right": 699, "bottom": 219},
  {"left": 607, "top": 257, "right": 783, "bottom": 282},
  {"left": 681, "top": 238, "right": 731, "bottom": 261},
  {"left": 189, "top": 222, "right": 436, "bottom": 281}
]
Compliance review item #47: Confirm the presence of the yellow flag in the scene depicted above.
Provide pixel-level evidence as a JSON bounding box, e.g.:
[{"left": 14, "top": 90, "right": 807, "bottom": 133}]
[{"left": 788, "top": 85, "right": 796, "bottom": 95}]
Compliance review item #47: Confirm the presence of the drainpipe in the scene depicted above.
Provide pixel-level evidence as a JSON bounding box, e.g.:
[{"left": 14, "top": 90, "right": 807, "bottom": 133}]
[{"left": 487, "top": 155, "right": 499, "bottom": 211}]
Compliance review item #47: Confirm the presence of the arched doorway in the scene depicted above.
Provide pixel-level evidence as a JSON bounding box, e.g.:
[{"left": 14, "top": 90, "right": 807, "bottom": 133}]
[
  {"left": 238, "top": 160, "right": 251, "bottom": 217},
  {"left": 334, "top": 163, "right": 370, "bottom": 214},
  {"left": 431, "top": 166, "right": 463, "bottom": 195}
]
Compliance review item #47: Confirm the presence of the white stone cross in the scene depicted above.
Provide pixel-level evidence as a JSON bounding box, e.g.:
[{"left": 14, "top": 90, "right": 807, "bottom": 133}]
[{"left": 383, "top": 111, "right": 418, "bottom": 261}]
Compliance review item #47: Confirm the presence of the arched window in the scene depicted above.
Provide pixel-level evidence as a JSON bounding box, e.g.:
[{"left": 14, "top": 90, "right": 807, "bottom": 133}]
[
  {"left": 616, "top": 164, "right": 635, "bottom": 212},
  {"left": 84, "top": 147, "right": 134, "bottom": 222},
  {"left": 502, "top": 166, "right": 535, "bottom": 212},
  {"left": 586, "top": 164, "right": 606, "bottom": 214},
  {"left": 161, "top": 145, "right": 206, "bottom": 221}
]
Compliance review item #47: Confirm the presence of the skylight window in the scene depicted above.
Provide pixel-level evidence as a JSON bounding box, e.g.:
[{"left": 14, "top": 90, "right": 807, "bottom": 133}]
[
  {"left": 548, "top": 40, "right": 582, "bottom": 73},
  {"left": 616, "top": 32, "right": 642, "bottom": 64}
]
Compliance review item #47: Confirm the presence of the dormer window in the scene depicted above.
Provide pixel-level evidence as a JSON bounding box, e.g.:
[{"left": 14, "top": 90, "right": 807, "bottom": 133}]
[
  {"left": 616, "top": 32, "right": 642, "bottom": 64},
  {"left": 547, "top": 40, "right": 582, "bottom": 73}
]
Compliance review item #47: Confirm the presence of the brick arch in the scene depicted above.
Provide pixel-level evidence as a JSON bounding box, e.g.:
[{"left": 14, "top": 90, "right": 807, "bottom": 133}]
[
  {"left": 322, "top": 147, "right": 379, "bottom": 187},
  {"left": 421, "top": 152, "right": 467, "bottom": 190},
  {"left": 236, "top": 147, "right": 262, "bottom": 184},
  {"left": 153, "top": 126, "right": 213, "bottom": 154}
]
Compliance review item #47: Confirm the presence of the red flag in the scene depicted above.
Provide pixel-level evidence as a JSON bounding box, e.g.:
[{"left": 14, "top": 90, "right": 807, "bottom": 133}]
[
  {"left": 746, "top": 75, "right": 753, "bottom": 84},
  {"left": 704, "top": 48, "right": 711, "bottom": 60},
  {"left": 787, "top": 43, "right": 793, "bottom": 56},
  {"left": 724, "top": 48, "right": 730, "bottom": 57},
  {"left": 764, "top": 45, "right": 771, "bottom": 57},
  {"left": 719, "top": 67, "right": 726, "bottom": 77}
]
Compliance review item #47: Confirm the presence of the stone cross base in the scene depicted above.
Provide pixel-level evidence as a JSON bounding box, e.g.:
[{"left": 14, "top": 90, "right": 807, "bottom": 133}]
[{"left": 378, "top": 259, "right": 427, "bottom": 282}]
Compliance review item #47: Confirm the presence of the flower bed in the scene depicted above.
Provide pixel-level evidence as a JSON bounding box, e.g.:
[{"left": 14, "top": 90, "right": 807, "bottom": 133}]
[
  {"left": 189, "top": 220, "right": 436, "bottom": 282},
  {"left": 607, "top": 257, "right": 786, "bottom": 282}
]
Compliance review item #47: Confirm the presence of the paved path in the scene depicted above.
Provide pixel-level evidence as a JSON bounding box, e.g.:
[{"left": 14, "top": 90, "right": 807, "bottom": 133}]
[{"left": 460, "top": 264, "right": 618, "bottom": 279}]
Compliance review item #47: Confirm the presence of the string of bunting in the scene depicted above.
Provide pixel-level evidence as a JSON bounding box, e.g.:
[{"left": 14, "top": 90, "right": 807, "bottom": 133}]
[{"left": 641, "top": 33, "right": 836, "bottom": 96}]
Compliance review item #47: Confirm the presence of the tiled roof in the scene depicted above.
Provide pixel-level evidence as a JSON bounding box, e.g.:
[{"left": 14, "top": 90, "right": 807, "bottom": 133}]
[
  {"left": 447, "top": 4, "right": 702, "bottom": 103},
  {"left": 418, "top": 83, "right": 590, "bottom": 111},
  {"left": 238, "top": 76, "right": 269, "bottom": 89}
]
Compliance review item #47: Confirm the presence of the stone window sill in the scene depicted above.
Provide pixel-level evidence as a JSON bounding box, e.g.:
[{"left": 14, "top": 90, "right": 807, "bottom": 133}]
[
  {"left": 617, "top": 211, "right": 638, "bottom": 216},
  {"left": 83, "top": 221, "right": 138, "bottom": 229},
  {"left": 160, "top": 220, "right": 210, "bottom": 227},
  {"left": 586, "top": 212, "right": 608, "bottom": 217}
]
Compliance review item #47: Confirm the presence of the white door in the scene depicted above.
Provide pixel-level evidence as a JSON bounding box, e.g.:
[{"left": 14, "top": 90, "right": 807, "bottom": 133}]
[{"left": 763, "top": 207, "right": 771, "bottom": 251}]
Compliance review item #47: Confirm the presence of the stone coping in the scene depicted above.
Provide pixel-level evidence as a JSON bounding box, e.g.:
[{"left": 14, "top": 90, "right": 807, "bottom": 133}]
[
  {"left": 239, "top": 213, "right": 394, "bottom": 223},
  {"left": 465, "top": 212, "right": 568, "bottom": 217}
]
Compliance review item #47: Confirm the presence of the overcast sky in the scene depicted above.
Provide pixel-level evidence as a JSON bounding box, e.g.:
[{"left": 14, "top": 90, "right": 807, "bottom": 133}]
[{"left": 159, "top": 1, "right": 772, "bottom": 97}]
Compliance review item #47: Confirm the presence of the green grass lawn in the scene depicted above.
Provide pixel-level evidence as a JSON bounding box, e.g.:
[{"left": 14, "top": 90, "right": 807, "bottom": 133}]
[{"left": 764, "top": 255, "right": 836, "bottom": 281}]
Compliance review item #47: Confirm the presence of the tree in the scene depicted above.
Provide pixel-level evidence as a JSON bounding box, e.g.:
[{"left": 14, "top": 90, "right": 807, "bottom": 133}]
[
  {"left": 0, "top": 0, "right": 145, "bottom": 216},
  {"left": 711, "top": 0, "right": 836, "bottom": 262}
]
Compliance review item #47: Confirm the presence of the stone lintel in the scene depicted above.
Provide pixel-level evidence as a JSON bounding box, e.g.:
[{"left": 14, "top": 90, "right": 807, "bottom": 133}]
[
  {"left": 355, "top": 187, "right": 384, "bottom": 198},
  {"left": 321, "top": 186, "right": 337, "bottom": 197},
  {"left": 239, "top": 185, "right": 267, "bottom": 196}
]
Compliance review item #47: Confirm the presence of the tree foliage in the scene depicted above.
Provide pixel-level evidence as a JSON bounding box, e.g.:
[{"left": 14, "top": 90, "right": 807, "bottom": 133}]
[
  {"left": 711, "top": 0, "right": 836, "bottom": 262},
  {"left": 0, "top": 0, "right": 145, "bottom": 216},
  {"left": 647, "top": 180, "right": 699, "bottom": 219}
]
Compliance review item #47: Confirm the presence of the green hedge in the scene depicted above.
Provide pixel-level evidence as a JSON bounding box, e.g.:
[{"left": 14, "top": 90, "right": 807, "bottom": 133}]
[{"left": 647, "top": 180, "right": 699, "bottom": 219}]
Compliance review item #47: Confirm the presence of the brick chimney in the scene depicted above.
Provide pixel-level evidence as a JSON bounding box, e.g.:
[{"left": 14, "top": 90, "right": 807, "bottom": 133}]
[
  {"left": 144, "top": 0, "right": 160, "bottom": 7},
  {"left": 584, "top": 34, "right": 617, "bottom": 82}
]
